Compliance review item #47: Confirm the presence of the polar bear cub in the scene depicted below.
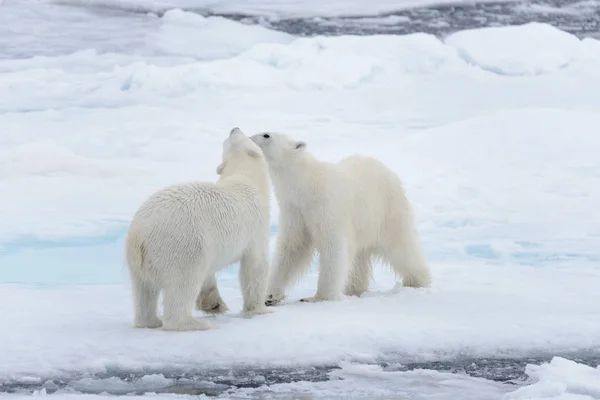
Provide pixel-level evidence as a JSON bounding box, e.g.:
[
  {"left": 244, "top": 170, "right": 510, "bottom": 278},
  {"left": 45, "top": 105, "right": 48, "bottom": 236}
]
[
  {"left": 125, "top": 128, "right": 271, "bottom": 331},
  {"left": 250, "top": 132, "right": 431, "bottom": 305}
]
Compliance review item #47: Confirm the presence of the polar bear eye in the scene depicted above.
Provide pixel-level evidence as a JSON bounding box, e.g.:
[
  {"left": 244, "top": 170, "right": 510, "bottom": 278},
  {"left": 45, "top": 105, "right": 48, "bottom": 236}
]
[{"left": 263, "top": 134, "right": 270, "bottom": 139}]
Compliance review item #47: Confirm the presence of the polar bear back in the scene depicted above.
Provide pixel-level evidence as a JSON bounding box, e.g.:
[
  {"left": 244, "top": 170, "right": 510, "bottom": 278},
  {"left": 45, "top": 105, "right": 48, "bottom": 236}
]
[
  {"left": 271, "top": 153, "right": 413, "bottom": 251},
  {"left": 335, "top": 155, "right": 412, "bottom": 240},
  {"left": 129, "top": 179, "right": 266, "bottom": 275},
  {"left": 270, "top": 151, "right": 412, "bottom": 238}
]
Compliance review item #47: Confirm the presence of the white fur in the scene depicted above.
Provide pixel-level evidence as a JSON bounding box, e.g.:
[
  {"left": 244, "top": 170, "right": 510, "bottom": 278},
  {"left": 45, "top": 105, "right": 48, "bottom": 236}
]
[
  {"left": 250, "top": 132, "right": 431, "bottom": 305},
  {"left": 125, "top": 128, "right": 271, "bottom": 331}
]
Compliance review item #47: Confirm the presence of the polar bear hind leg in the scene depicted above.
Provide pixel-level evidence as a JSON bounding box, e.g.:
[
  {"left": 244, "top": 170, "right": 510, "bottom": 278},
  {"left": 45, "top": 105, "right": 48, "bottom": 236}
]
[
  {"left": 162, "top": 262, "right": 215, "bottom": 331},
  {"left": 127, "top": 231, "right": 162, "bottom": 329},
  {"left": 196, "top": 274, "right": 229, "bottom": 315},
  {"left": 131, "top": 272, "right": 162, "bottom": 329},
  {"left": 384, "top": 233, "right": 431, "bottom": 289}
]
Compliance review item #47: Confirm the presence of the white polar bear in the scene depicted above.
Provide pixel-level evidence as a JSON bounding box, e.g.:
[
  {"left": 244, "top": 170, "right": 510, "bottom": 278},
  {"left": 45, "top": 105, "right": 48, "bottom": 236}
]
[
  {"left": 125, "top": 128, "right": 272, "bottom": 331},
  {"left": 250, "top": 132, "right": 431, "bottom": 305}
]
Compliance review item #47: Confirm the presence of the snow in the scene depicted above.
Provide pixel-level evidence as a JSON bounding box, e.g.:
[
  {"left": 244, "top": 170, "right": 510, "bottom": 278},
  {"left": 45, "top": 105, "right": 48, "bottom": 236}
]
[
  {"left": 444, "top": 22, "right": 597, "bottom": 75},
  {"left": 1, "top": 3, "right": 600, "bottom": 399},
  {"left": 503, "top": 357, "right": 600, "bottom": 400},
  {"left": 149, "top": 9, "right": 294, "bottom": 60}
]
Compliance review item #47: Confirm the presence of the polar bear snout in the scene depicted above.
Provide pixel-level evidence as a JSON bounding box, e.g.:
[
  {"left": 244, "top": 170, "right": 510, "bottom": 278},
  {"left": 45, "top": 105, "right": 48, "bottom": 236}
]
[
  {"left": 230, "top": 127, "right": 243, "bottom": 137},
  {"left": 251, "top": 132, "right": 307, "bottom": 164},
  {"left": 250, "top": 133, "right": 268, "bottom": 147}
]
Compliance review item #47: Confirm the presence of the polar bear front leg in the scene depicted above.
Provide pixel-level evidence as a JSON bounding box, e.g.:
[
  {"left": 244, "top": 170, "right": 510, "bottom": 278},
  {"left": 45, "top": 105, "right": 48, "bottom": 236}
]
[
  {"left": 196, "top": 273, "right": 229, "bottom": 315},
  {"left": 266, "top": 209, "right": 314, "bottom": 306},
  {"left": 240, "top": 246, "right": 272, "bottom": 316},
  {"left": 301, "top": 236, "right": 349, "bottom": 303}
]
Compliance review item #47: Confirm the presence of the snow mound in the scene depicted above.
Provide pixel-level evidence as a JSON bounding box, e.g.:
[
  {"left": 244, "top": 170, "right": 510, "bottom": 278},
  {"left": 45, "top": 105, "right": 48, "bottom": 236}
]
[
  {"left": 123, "top": 33, "right": 468, "bottom": 93},
  {"left": 3, "top": 24, "right": 600, "bottom": 108},
  {"left": 503, "top": 357, "right": 600, "bottom": 400},
  {"left": 445, "top": 22, "right": 592, "bottom": 75},
  {"left": 149, "top": 9, "right": 294, "bottom": 60}
]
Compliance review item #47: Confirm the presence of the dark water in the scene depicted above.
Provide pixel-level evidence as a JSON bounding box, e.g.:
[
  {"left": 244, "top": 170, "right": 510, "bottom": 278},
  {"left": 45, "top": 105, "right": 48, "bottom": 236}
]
[
  {"left": 3, "top": 353, "right": 600, "bottom": 396},
  {"left": 2, "top": 0, "right": 599, "bottom": 59},
  {"left": 210, "top": 0, "right": 600, "bottom": 39},
  {"left": 94, "top": 0, "right": 600, "bottom": 39}
]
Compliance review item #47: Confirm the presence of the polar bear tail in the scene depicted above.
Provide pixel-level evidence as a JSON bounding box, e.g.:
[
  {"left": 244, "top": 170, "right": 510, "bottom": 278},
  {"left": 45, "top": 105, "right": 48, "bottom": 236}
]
[{"left": 125, "top": 227, "right": 145, "bottom": 274}]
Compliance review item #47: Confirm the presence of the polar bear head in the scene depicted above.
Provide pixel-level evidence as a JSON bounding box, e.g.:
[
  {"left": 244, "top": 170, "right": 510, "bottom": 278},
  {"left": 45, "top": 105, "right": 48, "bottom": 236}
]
[
  {"left": 216, "top": 127, "right": 265, "bottom": 176},
  {"left": 250, "top": 132, "right": 307, "bottom": 165}
]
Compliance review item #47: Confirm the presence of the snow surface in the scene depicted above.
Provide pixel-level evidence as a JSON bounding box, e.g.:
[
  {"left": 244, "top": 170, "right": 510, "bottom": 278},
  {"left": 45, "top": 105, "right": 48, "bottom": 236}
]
[
  {"left": 1, "top": 6, "right": 600, "bottom": 400},
  {"left": 2, "top": 263, "right": 600, "bottom": 379}
]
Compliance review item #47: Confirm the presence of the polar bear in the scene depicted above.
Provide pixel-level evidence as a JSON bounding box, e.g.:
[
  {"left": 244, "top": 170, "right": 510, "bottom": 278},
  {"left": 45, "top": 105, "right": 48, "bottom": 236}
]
[
  {"left": 250, "top": 132, "right": 431, "bottom": 305},
  {"left": 125, "top": 128, "right": 272, "bottom": 331}
]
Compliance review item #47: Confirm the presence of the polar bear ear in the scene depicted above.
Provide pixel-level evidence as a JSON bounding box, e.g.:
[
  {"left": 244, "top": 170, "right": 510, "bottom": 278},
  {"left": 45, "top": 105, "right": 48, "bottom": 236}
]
[
  {"left": 294, "top": 141, "right": 307, "bottom": 151},
  {"left": 247, "top": 148, "right": 261, "bottom": 158},
  {"left": 216, "top": 162, "right": 226, "bottom": 175}
]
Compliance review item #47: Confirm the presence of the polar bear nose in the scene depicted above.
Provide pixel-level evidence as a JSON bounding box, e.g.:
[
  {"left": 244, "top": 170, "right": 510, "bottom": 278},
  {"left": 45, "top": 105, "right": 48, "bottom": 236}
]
[{"left": 230, "top": 127, "right": 243, "bottom": 137}]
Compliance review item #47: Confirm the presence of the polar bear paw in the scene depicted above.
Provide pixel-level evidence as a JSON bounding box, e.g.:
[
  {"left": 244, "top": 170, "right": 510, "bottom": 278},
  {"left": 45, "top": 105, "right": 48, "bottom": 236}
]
[
  {"left": 242, "top": 305, "right": 273, "bottom": 317},
  {"left": 134, "top": 317, "right": 163, "bottom": 329},
  {"left": 161, "top": 317, "right": 215, "bottom": 332},
  {"left": 299, "top": 296, "right": 322, "bottom": 303},
  {"left": 299, "top": 293, "right": 342, "bottom": 303},
  {"left": 265, "top": 293, "right": 286, "bottom": 306},
  {"left": 197, "top": 296, "right": 229, "bottom": 315},
  {"left": 202, "top": 300, "right": 229, "bottom": 315}
]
